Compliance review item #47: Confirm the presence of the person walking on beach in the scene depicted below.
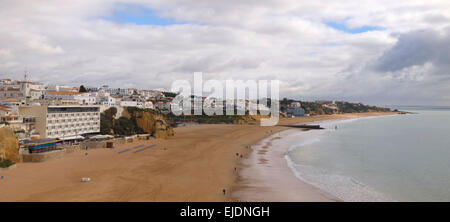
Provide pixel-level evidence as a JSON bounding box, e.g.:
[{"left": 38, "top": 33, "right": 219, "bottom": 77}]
[{"left": 222, "top": 189, "right": 226, "bottom": 195}]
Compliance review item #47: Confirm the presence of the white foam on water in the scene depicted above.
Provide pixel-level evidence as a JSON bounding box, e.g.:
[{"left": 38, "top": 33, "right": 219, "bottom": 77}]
[
  {"left": 287, "top": 137, "right": 321, "bottom": 152},
  {"left": 285, "top": 155, "right": 395, "bottom": 202},
  {"left": 282, "top": 117, "right": 397, "bottom": 202}
]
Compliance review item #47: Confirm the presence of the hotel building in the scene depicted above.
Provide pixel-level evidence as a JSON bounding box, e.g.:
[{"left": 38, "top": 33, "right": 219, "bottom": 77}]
[{"left": 19, "top": 105, "right": 100, "bottom": 140}]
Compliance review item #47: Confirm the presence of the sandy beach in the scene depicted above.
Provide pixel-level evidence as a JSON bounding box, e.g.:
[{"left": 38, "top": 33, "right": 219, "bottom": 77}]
[{"left": 0, "top": 112, "right": 395, "bottom": 202}]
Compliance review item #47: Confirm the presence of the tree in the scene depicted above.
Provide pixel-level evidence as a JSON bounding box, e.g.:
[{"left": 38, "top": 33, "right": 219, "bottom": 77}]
[
  {"left": 100, "top": 107, "right": 117, "bottom": 134},
  {"left": 79, "top": 85, "right": 87, "bottom": 92},
  {"left": 113, "top": 117, "right": 143, "bottom": 136}
]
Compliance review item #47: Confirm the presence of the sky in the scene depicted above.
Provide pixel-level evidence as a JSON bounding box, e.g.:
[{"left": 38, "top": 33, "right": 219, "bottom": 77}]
[{"left": 1, "top": 0, "right": 450, "bottom": 106}]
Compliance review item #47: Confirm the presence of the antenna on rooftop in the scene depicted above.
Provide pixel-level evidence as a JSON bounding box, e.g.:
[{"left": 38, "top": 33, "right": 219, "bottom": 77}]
[{"left": 24, "top": 68, "right": 28, "bottom": 82}]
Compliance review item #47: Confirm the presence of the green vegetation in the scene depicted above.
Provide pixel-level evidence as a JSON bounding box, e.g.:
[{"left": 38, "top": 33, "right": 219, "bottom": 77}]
[
  {"left": 113, "top": 117, "right": 144, "bottom": 136},
  {"left": 335, "top": 101, "right": 390, "bottom": 113},
  {"left": 301, "top": 101, "right": 337, "bottom": 115},
  {"left": 100, "top": 107, "right": 170, "bottom": 137},
  {"left": 281, "top": 98, "right": 390, "bottom": 115},
  {"left": 0, "top": 158, "right": 14, "bottom": 168},
  {"left": 100, "top": 107, "right": 145, "bottom": 136},
  {"left": 126, "top": 106, "right": 162, "bottom": 116},
  {"left": 162, "top": 91, "right": 177, "bottom": 98},
  {"left": 79, "top": 85, "right": 87, "bottom": 93},
  {"left": 100, "top": 107, "right": 117, "bottom": 134}
]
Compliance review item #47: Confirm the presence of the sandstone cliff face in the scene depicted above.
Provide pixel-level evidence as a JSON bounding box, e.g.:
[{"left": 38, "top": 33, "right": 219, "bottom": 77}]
[
  {"left": 124, "top": 108, "right": 174, "bottom": 139},
  {"left": 0, "top": 127, "right": 19, "bottom": 163},
  {"left": 235, "top": 114, "right": 273, "bottom": 125},
  {"left": 136, "top": 111, "right": 174, "bottom": 139}
]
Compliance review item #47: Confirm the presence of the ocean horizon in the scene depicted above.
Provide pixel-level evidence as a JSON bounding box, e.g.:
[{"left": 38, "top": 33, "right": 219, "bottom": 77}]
[{"left": 284, "top": 108, "right": 450, "bottom": 202}]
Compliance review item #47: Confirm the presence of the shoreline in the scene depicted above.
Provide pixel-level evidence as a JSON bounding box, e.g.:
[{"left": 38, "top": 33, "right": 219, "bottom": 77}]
[
  {"left": 231, "top": 112, "right": 398, "bottom": 202},
  {"left": 230, "top": 127, "right": 340, "bottom": 202},
  {"left": 0, "top": 112, "right": 396, "bottom": 201}
]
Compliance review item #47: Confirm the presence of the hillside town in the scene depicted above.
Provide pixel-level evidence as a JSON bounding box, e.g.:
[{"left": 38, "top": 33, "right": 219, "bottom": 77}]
[
  {"left": 0, "top": 76, "right": 179, "bottom": 163},
  {"left": 0, "top": 76, "right": 390, "bottom": 140},
  {"left": 0, "top": 76, "right": 391, "bottom": 165},
  {"left": 0, "top": 77, "right": 300, "bottom": 139},
  {"left": 0, "top": 77, "right": 176, "bottom": 140}
]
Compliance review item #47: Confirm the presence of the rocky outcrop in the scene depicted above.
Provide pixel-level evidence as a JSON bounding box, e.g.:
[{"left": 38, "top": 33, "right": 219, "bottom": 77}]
[
  {"left": 124, "top": 108, "right": 174, "bottom": 139},
  {"left": 0, "top": 127, "right": 19, "bottom": 163},
  {"left": 234, "top": 114, "right": 273, "bottom": 125}
]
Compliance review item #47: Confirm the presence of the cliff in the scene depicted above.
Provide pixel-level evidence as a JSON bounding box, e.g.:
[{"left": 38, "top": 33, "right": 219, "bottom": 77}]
[
  {"left": 0, "top": 127, "right": 19, "bottom": 163},
  {"left": 123, "top": 108, "right": 174, "bottom": 139}
]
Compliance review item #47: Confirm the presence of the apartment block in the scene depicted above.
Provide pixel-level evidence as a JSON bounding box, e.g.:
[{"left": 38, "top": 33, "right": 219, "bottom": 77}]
[{"left": 19, "top": 105, "right": 100, "bottom": 140}]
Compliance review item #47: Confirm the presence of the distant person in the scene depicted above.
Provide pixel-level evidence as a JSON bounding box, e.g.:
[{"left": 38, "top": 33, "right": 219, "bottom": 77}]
[{"left": 222, "top": 189, "right": 226, "bottom": 195}]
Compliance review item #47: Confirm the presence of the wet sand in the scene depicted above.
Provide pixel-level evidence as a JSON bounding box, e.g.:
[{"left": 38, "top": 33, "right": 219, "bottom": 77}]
[
  {"left": 231, "top": 128, "right": 340, "bottom": 202},
  {"left": 0, "top": 112, "right": 395, "bottom": 201}
]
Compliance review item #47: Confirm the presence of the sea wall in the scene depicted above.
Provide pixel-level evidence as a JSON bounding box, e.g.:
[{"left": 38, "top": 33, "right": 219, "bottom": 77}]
[{"left": 21, "top": 145, "right": 81, "bottom": 163}]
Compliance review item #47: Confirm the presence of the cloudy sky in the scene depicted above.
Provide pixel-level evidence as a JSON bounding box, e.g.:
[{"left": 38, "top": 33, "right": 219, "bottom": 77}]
[{"left": 1, "top": 0, "right": 450, "bottom": 106}]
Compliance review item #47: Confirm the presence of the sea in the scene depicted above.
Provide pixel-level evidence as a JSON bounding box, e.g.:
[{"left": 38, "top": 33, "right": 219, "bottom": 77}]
[{"left": 285, "top": 107, "right": 450, "bottom": 201}]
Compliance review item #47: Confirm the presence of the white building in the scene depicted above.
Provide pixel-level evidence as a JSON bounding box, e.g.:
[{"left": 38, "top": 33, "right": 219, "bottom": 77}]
[
  {"left": 119, "top": 100, "right": 154, "bottom": 109},
  {"left": 76, "top": 93, "right": 97, "bottom": 105},
  {"left": 46, "top": 85, "right": 78, "bottom": 92},
  {"left": 44, "top": 91, "right": 94, "bottom": 105},
  {"left": 0, "top": 87, "right": 24, "bottom": 99},
  {"left": 30, "top": 89, "right": 45, "bottom": 100},
  {"left": 137, "top": 90, "right": 162, "bottom": 99},
  {"left": 0, "top": 79, "right": 13, "bottom": 85},
  {"left": 45, "top": 91, "right": 83, "bottom": 100},
  {"left": 120, "top": 100, "right": 139, "bottom": 107},
  {"left": 290, "top": 102, "right": 301, "bottom": 108},
  {"left": 97, "top": 95, "right": 117, "bottom": 106},
  {"left": 45, "top": 90, "right": 120, "bottom": 106},
  {"left": 143, "top": 101, "right": 154, "bottom": 109},
  {"left": 0, "top": 80, "right": 46, "bottom": 100},
  {"left": 104, "top": 88, "right": 136, "bottom": 96},
  {"left": 19, "top": 105, "right": 101, "bottom": 140}
]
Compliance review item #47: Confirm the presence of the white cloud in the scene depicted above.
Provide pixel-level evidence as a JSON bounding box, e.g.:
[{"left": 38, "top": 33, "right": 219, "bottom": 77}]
[{"left": 0, "top": 0, "right": 449, "bottom": 105}]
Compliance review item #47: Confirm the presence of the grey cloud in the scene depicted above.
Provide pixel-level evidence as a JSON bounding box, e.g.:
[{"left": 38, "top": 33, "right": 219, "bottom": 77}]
[
  {"left": 374, "top": 28, "right": 450, "bottom": 74},
  {"left": 1, "top": 0, "right": 450, "bottom": 106}
]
